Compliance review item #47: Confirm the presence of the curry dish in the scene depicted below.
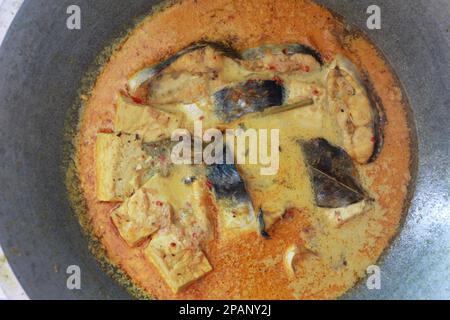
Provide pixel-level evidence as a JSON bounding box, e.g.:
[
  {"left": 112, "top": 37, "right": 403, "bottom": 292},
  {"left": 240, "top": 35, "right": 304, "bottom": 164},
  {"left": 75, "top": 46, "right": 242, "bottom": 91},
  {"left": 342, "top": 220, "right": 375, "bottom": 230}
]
[{"left": 74, "top": 0, "right": 413, "bottom": 299}]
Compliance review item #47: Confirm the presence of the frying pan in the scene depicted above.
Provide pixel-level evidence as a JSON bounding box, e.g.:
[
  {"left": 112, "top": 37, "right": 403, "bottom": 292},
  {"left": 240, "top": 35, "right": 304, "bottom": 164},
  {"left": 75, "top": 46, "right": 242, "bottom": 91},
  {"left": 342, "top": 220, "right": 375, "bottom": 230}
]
[{"left": 0, "top": 0, "right": 448, "bottom": 300}]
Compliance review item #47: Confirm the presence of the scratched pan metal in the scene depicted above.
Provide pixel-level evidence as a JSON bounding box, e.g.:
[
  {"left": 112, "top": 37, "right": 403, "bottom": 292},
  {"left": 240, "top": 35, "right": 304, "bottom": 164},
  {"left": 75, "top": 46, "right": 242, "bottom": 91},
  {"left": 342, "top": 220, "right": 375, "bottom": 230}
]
[{"left": 0, "top": 0, "right": 448, "bottom": 299}]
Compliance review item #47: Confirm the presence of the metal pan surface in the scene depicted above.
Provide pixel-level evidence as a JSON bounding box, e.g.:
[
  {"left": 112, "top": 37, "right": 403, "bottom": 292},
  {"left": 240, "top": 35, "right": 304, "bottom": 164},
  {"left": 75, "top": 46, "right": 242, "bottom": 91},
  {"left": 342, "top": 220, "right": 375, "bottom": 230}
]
[{"left": 0, "top": 0, "right": 448, "bottom": 299}]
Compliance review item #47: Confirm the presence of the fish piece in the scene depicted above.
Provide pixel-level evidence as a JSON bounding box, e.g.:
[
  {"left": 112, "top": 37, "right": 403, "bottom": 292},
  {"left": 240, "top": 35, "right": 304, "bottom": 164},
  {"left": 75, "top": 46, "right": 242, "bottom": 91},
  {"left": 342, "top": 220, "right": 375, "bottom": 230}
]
[
  {"left": 326, "top": 55, "right": 385, "bottom": 164},
  {"left": 131, "top": 42, "right": 325, "bottom": 108},
  {"left": 95, "top": 133, "right": 150, "bottom": 201},
  {"left": 127, "top": 42, "right": 246, "bottom": 103},
  {"left": 127, "top": 42, "right": 215, "bottom": 94},
  {"left": 242, "top": 44, "right": 323, "bottom": 64},
  {"left": 207, "top": 146, "right": 257, "bottom": 239},
  {"left": 148, "top": 72, "right": 209, "bottom": 105},
  {"left": 147, "top": 48, "right": 252, "bottom": 104},
  {"left": 131, "top": 42, "right": 322, "bottom": 119},
  {"left": 115, "top": 95, "right": 183, "bottom": 143},
  {"left": 241, "top": 44, "right": 323, "bottom": 72},
  {"left": 206, "top": 144, "right": 252, "bottom": 203},
  {"left": 144, "top": 226, "right": 212, "bottom": 293},
  {"left": 213, "top": 80, "right": 285, "bottom": 122},
  {"left": 300, "top": 138, "right": 367, "bottom": 208}
]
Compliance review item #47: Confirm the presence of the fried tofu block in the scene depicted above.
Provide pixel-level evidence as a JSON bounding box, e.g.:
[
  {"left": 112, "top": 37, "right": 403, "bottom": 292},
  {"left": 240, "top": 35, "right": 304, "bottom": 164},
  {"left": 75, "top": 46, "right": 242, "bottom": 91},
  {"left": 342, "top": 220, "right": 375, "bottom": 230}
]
[
  {"left": 111, "top": 166, "right": 212, "bottom": 247},
  {"left": 144, "top": 228, "right": 212, "bottom": 293},
  {"left": 111, "top": 181, "right": 172, "bottom": 246},
  {"left": 96, "top": 133, "right": 121, "bottom": 201},
  {"left": 115, "top": 95, "right": 183, "bottom": 143},
  {"left": 95, "top": 133, "right": 148, "bottom": 201}
]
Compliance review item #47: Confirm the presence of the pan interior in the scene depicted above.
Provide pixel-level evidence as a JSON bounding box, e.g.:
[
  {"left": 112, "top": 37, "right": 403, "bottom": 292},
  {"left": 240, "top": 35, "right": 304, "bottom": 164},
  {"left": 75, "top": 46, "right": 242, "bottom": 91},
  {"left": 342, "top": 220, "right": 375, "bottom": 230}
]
[{"left": 69, "top": 0, "right": 418, "bottom": 299}]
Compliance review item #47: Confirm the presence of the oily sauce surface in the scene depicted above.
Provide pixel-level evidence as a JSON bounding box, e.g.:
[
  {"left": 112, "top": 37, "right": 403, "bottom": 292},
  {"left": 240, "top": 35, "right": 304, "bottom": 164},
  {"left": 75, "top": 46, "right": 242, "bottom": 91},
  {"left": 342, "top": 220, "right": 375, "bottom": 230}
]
[{"left": 75, "top": 0, "right": 412, "bottom": 299}]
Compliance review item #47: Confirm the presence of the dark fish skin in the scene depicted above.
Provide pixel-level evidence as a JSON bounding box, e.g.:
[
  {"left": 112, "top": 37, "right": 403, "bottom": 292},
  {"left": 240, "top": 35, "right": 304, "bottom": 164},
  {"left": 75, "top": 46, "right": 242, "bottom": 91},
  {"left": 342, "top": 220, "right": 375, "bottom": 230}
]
[
  {"left": 207, "top": 150, "right": 270, "bottom": 240},
  {"left": 362, "top": 74, "right": 387, "bottom": 164},
  {"left": 202, "top": 41, "right": 242, "bottom": 60},
  {"left": 258, "top": 209, "right": 271, "bottom": 239},
  {"left": 213, "top": 80, "right": 285, "bottom": 122},
  {"left": 328, "top": 56, "right": 386, "bottom": 164},
  {"left": 300, "top": 138, "right": 366, "bottom": 208},
  {"left": 144, "top": 43, "right": 207, "bottom": 80},
  {"left": 208, "top": 162, "right": 250, "bottom": 201},
  {"left": 241, "top": 44, "right": 324, "bottom": 65},
  {"left": 206, "top": 145, "right": 252, "bottom": 203}
]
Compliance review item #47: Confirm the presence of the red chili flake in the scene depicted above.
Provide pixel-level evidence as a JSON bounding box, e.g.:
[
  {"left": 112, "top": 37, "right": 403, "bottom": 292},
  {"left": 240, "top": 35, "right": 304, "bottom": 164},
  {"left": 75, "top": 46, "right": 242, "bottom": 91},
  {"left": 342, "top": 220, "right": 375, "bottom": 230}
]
[
  {"left": 159, "top": 155, "right": 166, "bottom": 162},
  {"left": 156, "top": 201, "right": 164, "bottom": 207},
  {"left": 170, "top": 242, "right": 177, "bottom": 248},
  {"left": 99, "top": 128, "right": 114, "bottom": 134},
  {"left": 268, "top": 65, "right": 277, "bottom": 71},
  {"left": 323, "top": 52, "right": 334, "bottom": 62},
  {"left": 284, "top": 208, "right": 296, "bottom": 219},
  {"left": 282, "top": 48, "right": 289, "bottom": 55},
  {"left": 206, "top": 179, "right": 213, "bottom": 190},
  {"left": 199, "top": 116, "right": 205, "bottom": 121},
  {"left": 272, "top": 76, "right": 284, "bottom": 85},
  {"left": 312, "top": 88, "right": 320, "bottom": 96},
  {"left": 131, "top": 96, "right": 143, "bottom": 104},
  {"left": 371, "top": 136, "right": 376, "bottom": 143},
  {"left": 303, "top": 65, "right": 311, "bottom": 72}
]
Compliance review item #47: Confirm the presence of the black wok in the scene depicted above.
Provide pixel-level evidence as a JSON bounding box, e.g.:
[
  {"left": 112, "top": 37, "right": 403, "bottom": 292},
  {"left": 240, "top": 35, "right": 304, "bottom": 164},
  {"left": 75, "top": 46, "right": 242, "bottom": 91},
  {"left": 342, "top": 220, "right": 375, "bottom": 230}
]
[{"left": 0, "top": 0, "right": 448, "bottom": 299}]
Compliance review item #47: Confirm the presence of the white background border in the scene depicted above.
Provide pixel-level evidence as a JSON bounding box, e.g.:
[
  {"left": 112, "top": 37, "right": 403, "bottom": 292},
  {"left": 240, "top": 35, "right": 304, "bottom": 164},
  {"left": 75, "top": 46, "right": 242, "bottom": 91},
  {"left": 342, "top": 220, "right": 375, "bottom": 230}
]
[{"left": 0, "top": 0, "right": 28, "bottom": 301}]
